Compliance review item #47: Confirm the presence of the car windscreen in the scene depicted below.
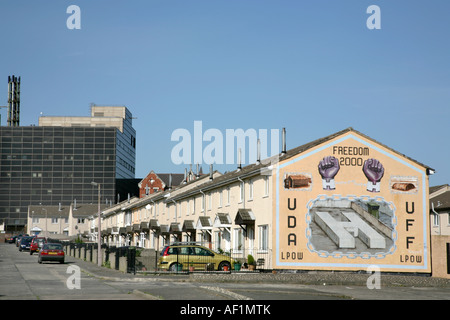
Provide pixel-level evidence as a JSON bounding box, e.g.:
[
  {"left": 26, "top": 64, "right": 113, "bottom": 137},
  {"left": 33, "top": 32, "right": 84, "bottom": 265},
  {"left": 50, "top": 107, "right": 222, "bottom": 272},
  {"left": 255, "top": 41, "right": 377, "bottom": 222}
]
[{"left": 44, "top": 244, "right": 63, "bottom": 250}]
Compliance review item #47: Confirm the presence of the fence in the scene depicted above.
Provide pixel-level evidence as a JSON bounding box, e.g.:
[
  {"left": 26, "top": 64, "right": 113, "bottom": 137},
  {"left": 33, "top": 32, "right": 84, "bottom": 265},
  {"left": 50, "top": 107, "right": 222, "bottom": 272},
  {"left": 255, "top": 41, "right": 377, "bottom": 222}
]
[
  {"left": 63, "top": 242, "right": 155, "bottom": 274},
  {"left": 154, "top": 245, "right": 272, "bottom": 274},
  {"left": 62, "top": 240, "right": 272, "bottom": 274}
]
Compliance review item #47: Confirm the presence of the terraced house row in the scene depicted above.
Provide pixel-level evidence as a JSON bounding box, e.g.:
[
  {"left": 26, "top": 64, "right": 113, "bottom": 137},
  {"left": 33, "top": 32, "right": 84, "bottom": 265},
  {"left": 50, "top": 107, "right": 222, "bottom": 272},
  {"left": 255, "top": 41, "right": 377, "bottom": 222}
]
[
  {"left": 25, "top": 128, "right": 450, "bottom": 276},
  {"left": 100, "top": 157, "right": 273, "bottom": 267}
]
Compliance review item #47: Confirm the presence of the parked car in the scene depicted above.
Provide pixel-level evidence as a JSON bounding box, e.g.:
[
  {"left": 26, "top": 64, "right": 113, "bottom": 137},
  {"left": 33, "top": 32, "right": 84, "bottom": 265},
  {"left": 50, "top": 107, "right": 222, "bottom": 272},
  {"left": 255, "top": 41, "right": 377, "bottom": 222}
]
[
  {"left": 158, "top": 243, "right": 235, "bottom": 271},
  {"left": 30, "top": 237, "right": 47, "bottom": 255},
  {"left": 5, "top": 235, "right": 16, "bottom": 243},
  {"left": 18, "top": 236, "right": 33, "bottom": 251},
  {"left": 38, "top": 243, "right": 65, "bottom": 264},
  {"left": 16, "top": 237, "right": 21, "bottom": 247},
  {"left": 16, "top": 234, "right": 29, "bottom": 247}
]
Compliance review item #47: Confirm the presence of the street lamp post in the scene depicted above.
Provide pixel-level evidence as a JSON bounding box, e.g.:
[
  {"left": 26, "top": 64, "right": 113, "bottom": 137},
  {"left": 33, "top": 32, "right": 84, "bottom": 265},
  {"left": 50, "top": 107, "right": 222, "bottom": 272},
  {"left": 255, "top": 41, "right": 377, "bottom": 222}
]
[
  {"left": 91, "top": 181, "right": 102, "bottom": 266},
  {"left": 40, "top": 204, "right": 47, "bottom": 238}
]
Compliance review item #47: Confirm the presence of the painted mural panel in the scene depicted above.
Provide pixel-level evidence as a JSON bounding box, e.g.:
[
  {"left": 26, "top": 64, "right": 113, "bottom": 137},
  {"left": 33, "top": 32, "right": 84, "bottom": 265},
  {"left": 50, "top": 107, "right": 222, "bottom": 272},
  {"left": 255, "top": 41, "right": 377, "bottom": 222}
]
[{"left": 274, "top": 132, "right": 431, "bottom": 273}]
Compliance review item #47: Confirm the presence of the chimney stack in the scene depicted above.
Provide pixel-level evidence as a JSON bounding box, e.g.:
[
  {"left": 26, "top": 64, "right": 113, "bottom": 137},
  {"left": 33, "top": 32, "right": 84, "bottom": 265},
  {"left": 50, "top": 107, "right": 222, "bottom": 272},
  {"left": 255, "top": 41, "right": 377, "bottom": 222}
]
[
  {"left": 256, "top": 139, "right": 261, "bottom": 165},
  {"left": 281, "top": 128, "right": 286, "bottom": 155},
  {"left": 237, "top": 148, "right": 242, "bottom": 171},
  {"left": 7, "top": 75, "right": 21, "bottom": 127}
]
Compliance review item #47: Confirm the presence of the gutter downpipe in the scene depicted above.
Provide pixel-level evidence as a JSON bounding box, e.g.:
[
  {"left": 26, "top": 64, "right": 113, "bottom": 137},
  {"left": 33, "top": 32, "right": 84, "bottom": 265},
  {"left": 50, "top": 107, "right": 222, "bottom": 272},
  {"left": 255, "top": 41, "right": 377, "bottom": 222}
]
[{"left": 431, "top": 202, "right": 441, "bottom": 235}]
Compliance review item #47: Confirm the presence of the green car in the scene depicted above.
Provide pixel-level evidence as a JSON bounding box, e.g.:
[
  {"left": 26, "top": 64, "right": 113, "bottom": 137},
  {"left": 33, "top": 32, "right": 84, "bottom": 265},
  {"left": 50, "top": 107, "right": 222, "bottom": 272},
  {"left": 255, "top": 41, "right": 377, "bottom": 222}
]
[{"left": 159, "top": 244, "right": 235, "bottom": 272}]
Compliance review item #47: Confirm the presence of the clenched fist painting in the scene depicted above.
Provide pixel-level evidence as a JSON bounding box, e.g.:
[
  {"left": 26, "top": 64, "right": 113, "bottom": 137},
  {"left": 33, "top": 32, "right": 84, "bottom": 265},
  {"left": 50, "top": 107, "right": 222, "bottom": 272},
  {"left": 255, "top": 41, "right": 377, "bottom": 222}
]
[
  {"left": 363, "top": 158, "right": 385, "bottom": 192},
  {"left": 318, "top": 156, "right": 340, "bottom": 190}
]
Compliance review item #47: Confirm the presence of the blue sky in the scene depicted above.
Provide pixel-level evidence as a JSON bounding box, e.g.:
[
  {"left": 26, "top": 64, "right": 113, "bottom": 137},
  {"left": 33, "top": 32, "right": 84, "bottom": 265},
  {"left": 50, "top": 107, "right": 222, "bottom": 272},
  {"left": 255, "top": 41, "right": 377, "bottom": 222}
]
[{"left": 0, "top": 0, "right": 449, "bottom": 186}]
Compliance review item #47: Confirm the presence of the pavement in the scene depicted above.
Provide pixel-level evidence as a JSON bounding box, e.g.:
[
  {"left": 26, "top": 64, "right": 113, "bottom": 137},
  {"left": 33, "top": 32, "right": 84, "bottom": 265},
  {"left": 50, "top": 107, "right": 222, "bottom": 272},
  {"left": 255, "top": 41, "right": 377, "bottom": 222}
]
[{"left": 72, "top": 256, "right": 450, "bottom": 288}]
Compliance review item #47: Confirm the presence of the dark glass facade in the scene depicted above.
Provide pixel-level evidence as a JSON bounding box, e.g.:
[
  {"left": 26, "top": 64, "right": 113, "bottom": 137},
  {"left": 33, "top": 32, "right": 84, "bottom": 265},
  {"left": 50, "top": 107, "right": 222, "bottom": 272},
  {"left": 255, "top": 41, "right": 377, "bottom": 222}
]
[
  {"left": 0, "top": 126, "right": 119, "bottom": 229},
  {"left": 115, "top": 107, "right": 137, "bottom": 179}
]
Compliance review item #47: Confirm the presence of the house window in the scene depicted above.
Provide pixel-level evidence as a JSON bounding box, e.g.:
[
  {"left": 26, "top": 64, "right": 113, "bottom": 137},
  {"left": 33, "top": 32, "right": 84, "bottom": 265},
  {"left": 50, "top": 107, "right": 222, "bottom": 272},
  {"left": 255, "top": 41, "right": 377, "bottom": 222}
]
[
  {"left": 51, "top": 218, "right": 58, "bottom": 224},
  {"left": 77, "top": 218, "right": 85, "bottom": 224},
  {"left": 226, "top": 187, "right": 230, "bottom": 205},
  {"left": 239, "top": 181, "right": 244, "bottom": 203},
  {"left": 264, "top": 176, "right": 269, "bottom": 197},
  {"left": 139, "top": 233, "right": 145, "bottom": 248},
  {"left": 208, "top": 193, "right": 212, "bottom": 210},
  {"left": 125, "top": 211, "right": 132, "bottom": 226},
  {"left": 219, "top": 189, "right": 223, "bottom": 208},
  {"left": 248, "top": 179, "right": 254, "bottom": 201},
  {"left": 32, "top": 217, "right": 39, "bottom": 224},
  {"left": 259, "top": 225, "right": 269, "bottom": 252},
  {"left": 233, "top": 228, "right": 244, "bottom": 252}
]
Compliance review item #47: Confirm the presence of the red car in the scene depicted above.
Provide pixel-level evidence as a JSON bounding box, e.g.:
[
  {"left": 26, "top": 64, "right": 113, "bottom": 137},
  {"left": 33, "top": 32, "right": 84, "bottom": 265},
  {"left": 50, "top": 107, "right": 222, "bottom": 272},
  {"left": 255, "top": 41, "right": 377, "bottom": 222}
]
[
  {"left": 38, "top": 243, "right": 65, "bottom": 264},
  {"left": 30, "top": 237, "right": 47, "bottom": 255}
]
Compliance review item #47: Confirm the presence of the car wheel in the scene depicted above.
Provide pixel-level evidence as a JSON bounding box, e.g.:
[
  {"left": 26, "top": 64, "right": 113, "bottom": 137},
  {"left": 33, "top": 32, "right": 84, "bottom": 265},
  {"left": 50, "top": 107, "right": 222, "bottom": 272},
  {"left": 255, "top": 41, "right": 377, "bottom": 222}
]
[
  {"left": 218, "top": 261, "right": 231, "bottom": 271},
  {"left": 30, "top": 251, "right": 33, "bottom": 255},
  {"left": 60, "top": 260, "right": 64, "bottom": 264}
]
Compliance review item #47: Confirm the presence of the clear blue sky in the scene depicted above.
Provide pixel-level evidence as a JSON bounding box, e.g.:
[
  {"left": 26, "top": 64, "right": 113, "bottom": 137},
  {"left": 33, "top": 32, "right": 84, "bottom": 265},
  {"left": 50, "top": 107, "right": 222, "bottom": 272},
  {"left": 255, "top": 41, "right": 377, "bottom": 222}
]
[{"left": 0, "top": 0, "right": 449, "bottom": 186}]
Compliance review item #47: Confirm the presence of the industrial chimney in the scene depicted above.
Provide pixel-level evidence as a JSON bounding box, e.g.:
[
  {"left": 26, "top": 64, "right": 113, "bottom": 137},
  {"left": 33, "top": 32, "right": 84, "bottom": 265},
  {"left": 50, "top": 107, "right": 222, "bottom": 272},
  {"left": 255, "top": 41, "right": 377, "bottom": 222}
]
[{"left": 7, "top": 75, "right": 20, "bottom": 127}]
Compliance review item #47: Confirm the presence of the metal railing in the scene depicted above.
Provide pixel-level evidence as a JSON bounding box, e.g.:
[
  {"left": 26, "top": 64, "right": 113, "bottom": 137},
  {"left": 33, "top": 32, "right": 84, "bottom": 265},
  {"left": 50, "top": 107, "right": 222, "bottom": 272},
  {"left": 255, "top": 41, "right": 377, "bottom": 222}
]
[
  {"left": 63, "top": 240, "right": 272, "bottom": 274},
  {"left": 156, "top": 243, "right": 272, "bottom": 274}
]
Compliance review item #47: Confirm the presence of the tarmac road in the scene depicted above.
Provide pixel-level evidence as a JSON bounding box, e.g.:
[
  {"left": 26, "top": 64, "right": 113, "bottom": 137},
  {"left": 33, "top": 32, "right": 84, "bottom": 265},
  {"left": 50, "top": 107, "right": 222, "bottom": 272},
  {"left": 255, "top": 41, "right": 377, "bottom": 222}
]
[{"left": 1, "top": 243, "right": 449, "bottom": 301}]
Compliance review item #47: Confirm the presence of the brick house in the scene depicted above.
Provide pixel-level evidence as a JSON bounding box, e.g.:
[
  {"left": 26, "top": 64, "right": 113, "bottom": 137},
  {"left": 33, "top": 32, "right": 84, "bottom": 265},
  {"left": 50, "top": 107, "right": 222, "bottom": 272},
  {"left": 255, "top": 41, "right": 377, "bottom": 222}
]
[
  {"left": 429, "top": 184, "right": 450, "bottom": 278},
  {"left": 138, "top": 170, "right": 185, "bottom": 198}
]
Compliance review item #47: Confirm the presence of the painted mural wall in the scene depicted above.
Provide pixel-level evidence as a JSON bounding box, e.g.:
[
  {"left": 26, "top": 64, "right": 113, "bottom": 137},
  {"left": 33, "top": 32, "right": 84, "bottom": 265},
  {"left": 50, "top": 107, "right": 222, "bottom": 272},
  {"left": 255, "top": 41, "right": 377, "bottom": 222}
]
[{"left": 273, "top": 132, "right": 431, "bottom": 273}]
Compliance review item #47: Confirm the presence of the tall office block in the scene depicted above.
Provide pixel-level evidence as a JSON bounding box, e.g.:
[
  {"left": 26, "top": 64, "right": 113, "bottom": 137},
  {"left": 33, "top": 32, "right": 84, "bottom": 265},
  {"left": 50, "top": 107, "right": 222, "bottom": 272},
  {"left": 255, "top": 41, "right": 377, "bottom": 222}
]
[{"left": 0, "top": 106, "right": 136, "bottom": 231}]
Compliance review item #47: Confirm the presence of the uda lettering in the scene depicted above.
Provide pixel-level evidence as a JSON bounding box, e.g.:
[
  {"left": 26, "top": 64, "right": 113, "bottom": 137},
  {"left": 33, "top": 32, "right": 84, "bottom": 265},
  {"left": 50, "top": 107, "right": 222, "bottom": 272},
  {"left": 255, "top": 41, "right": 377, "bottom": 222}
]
[{"left": 275, "top": 131, "right": 430, "bottom": 272}]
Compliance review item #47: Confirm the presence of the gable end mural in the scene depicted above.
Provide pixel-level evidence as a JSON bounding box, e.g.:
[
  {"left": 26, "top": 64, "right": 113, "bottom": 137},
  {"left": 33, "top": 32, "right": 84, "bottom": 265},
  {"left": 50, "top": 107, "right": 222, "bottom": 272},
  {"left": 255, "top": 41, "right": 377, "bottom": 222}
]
[{"left": 274, "top": 132, "right": 431, "bottom": 273}]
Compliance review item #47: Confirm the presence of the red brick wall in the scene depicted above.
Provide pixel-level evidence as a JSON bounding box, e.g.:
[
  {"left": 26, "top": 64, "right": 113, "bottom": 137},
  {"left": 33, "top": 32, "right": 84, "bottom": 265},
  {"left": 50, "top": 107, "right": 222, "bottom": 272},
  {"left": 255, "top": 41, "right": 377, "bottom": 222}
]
[{"left": 139, "top": 173, "right": 164, "bottom": 198}]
